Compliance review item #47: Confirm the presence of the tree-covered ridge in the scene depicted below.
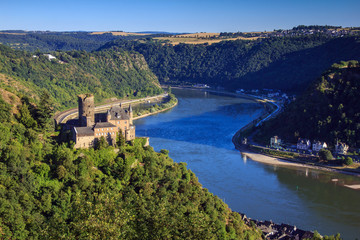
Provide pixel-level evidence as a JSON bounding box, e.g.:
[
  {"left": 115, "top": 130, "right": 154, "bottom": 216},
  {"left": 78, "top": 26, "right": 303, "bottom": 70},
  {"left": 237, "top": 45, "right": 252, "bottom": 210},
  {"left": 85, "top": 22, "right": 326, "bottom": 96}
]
[
  {"left": 0, "top": 31, "right": 162, "bottom": 52},
  {"left": 255, "top": 61, "right": 360, "bottom": 148},
  {"left": 101, "top": 36, "right": 360, "bottom": 93},
  {"left": 0, "top": 94, "right": 262, "bottom": 239},
  {"left": 0, "top": 44, "right": 162, "bottom": 110}
]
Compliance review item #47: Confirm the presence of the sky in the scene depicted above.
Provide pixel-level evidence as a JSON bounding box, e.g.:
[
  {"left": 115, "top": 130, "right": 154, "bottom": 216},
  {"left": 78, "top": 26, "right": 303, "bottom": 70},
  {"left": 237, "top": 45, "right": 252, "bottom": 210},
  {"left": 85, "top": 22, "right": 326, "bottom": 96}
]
[{"left": 1, "top": 0, "right": 360, "bottom": 33}]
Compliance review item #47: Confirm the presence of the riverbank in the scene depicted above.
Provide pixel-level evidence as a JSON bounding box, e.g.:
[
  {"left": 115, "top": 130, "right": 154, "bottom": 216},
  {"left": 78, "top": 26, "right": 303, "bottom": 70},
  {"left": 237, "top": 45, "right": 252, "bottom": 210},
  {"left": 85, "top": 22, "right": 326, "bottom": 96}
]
[
  {"left": 225, "top": 87, "right": 360, "bottom": 182},
  {"left": 133, "top": 96, "right": 178, "bottom": 120},
  {"left": 238, "top": 145, "right": 360, "bottom": 190}
]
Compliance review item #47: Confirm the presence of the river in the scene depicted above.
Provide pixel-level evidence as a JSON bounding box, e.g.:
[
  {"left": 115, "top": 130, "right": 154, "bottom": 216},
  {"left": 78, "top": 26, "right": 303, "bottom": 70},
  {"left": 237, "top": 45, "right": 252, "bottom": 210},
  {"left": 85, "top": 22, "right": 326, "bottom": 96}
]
[{"left": 134, "top": 88, "right": 360, "bottom": 239}]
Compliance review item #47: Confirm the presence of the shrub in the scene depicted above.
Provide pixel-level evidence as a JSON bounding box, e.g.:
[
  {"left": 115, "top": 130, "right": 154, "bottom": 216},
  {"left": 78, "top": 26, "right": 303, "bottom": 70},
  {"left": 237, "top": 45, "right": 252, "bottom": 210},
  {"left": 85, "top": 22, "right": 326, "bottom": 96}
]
[
  {"left": 318, "top": 149, "right": 333, "bottom": 161},
  {"left": 345, "top": 157, "right": 353, "bottom": 166}
]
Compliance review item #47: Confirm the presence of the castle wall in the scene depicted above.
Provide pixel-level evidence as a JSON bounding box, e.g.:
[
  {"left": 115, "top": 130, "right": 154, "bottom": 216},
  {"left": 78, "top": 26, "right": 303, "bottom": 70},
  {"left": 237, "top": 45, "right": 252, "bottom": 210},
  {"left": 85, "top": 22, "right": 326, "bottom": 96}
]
[
  {"left": 74, "top": 135, "right": 95, "bottom": 149},
  {"left": 108, "top": 119, "right": 130, "bottom": 135},
  {"left": 125, "top": 126, "right": 136, "bottom": 141},
  {"left": 72, "top": 94, "right": 136, "bottom": 149}
]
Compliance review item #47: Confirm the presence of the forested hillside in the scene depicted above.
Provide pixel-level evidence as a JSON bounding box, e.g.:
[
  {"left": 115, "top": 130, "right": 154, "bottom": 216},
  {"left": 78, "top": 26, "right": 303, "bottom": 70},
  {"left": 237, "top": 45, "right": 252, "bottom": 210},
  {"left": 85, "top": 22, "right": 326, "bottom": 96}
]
[
  {"left": 0, "top": 92, "right": 263, "bottom": 239},
  {"left": 0, "top": 44, "right": 162, "bottom": 110},
  {"left": 0, "top": 31, "right": 160, "bottom": 52},
  {"left": 101, "top": 35, "right": 360, "bottom": 93},
  {"left": 255, "top": 61, "right": 360, "bottom": 148}
]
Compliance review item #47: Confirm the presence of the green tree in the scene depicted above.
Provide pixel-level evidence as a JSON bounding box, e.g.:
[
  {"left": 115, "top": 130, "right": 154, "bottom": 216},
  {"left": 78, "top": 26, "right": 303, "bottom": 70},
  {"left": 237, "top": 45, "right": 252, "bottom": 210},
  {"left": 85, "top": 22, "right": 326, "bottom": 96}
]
[
  {"left": 345, "top": 157, "right": 353, "bottom": 166},
  {"left": 116, "top": 129, "right": 125, "bottom": 147},
  {"left": 18, "top": 103, "right": 37, "bottom": 128},
  {"left": 37, "top": 90, "right": 54, "bottom": 130},
  {"left": 319, "top": 149, "right": 333, "bottom": 161},
  {"left": 96, "top": 136, "right": 108, "bottom": 150}
]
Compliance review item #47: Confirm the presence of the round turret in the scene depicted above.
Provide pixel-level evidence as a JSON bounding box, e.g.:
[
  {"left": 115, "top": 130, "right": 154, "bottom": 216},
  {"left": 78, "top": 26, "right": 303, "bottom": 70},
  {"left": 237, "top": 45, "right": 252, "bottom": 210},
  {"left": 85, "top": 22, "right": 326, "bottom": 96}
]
[{"left": 78, "top": 94, "right": 94, "bottom": 127}]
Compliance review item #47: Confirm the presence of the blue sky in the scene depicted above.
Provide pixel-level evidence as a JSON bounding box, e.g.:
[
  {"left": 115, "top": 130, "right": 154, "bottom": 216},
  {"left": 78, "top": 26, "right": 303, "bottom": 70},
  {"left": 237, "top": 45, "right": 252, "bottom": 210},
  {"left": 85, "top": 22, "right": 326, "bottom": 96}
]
[{"left": 1, "top": 0, "right": 359, "bottom": 32}]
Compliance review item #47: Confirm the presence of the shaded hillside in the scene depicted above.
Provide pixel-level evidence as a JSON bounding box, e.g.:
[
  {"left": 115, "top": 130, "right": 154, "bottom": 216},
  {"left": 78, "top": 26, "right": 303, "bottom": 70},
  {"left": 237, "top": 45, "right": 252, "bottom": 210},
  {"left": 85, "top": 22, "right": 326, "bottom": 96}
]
[
  {"left": 237, "top": 37, "right": 360, "bottom": 92},
  {"left": 0, "top": 44, "right": 162, "bottom": 110},
  {"left": 255, "top": 61, "right": 360, "bottom": 148},
  {"left": 0, "top": 93, "right": 262, "bottom": 239},
  {"left": 101, "top": 35, "right": 360, "bottom": 93}
]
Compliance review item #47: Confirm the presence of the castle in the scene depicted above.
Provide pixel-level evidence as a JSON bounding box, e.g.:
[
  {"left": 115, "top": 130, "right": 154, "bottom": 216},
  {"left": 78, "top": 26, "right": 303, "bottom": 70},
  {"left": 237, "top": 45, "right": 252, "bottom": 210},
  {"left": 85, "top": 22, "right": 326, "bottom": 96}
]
[{"left": 72, "top": 94, "right": 135, "bottom": 148}]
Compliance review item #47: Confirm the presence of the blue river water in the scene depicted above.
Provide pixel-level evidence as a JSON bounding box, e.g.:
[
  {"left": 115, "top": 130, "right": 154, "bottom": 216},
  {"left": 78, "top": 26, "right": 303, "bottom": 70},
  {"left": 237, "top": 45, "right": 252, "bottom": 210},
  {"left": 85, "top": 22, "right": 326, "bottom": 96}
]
[{"left": 134, "top": 88, "right": 360, "bottom": 239}]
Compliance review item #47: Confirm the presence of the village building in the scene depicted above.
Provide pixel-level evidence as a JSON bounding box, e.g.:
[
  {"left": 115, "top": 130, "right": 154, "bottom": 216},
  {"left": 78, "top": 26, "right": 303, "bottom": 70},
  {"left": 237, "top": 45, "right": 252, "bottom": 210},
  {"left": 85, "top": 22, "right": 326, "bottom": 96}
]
[
  {"left": 297, "top": 138, "right": 311, "bottom": 150},
  {"left": 312, "top": 141, "right": 327, "bottom": 152},
  {"left": 72, "top": 94, "right": 135, "bottom": 149},
  {"left": 270, "top": 136, "right": 282, "bottom": 148},
  {"left": 335, "top": 141, "right": 349, "bottom": 155}
]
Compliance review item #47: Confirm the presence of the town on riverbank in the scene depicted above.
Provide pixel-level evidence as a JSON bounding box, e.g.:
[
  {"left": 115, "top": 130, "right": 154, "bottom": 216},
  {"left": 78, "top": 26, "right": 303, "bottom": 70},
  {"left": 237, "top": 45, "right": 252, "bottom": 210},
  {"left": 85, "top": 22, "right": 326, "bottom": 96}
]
[{"left": 227, "top": 88, "right": 360, "bottom": 180}]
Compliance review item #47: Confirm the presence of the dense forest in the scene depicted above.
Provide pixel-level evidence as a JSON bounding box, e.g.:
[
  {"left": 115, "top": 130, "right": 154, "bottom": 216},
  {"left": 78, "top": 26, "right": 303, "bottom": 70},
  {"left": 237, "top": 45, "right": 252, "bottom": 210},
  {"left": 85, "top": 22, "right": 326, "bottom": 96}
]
[
  {"left": 3, "top": 30, "right": 360, "bottom": 95},
  {"left": 0, "top": 89, "right": 264, "bottom": 239},
  {"left": 101, "top": 35, "right": 360, "bottom": 93},
  {"left": 0, "top": 31, "right": 165, "bottom": 52},
  {"left": 255, "top": 61, "right": 360, "bottom": 148},
  {"left": 0, "top": 44, "right": 162, "bottom": 110}
]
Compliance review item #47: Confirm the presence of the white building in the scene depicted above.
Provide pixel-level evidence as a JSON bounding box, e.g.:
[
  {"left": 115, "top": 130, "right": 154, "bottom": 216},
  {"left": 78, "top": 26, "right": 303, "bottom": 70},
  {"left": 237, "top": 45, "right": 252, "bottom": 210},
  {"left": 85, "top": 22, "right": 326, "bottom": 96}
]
[
  {"left": 312, "top": 141, "right": 327, "bottom": 152},
  {"left": 297, "top": 138, "right": 311, "bottom": 150},
  {"left": 43, "top": 54, "right": 56, "bottom": 60},
  {"left": 270, "top": 136, "right": 282, "bottom": 148},
  {"left": 335, "top": 141, "right": 349, "bottom": 155}
]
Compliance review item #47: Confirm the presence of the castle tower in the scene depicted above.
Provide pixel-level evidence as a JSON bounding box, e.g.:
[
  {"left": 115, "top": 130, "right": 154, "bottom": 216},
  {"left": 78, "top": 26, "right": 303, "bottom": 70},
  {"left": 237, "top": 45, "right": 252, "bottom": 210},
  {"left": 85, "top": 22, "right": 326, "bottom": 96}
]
[
  {"left": 78, "top": 94, "right": 94, "bottom": 127},
  {"left": 106, "top": 109, "right": 111, "bottom": 122},
  {"left": 128, "top": 104, "right": 133, "bottom": 124}
]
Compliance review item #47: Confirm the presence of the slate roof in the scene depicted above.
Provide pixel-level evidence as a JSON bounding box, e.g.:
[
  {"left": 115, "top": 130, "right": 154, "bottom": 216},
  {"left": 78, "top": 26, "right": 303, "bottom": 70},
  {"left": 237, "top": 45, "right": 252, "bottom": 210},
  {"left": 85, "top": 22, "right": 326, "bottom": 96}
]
[
  {"left": 94, "top": 122, "right": 116, "bottom": 129},
  {"left": 74, "top": 127, "right": 94, "bottom": 137},
  {"left": 108, "top": 105, "right": 129, "bottom": 120}
]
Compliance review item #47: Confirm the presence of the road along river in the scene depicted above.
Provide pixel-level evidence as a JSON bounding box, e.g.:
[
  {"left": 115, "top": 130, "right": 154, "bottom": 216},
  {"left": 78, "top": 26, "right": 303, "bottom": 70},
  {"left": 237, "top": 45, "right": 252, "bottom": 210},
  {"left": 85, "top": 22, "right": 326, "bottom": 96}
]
[{"left": 134, "top": 88, "right": 360, "bottom": 239}]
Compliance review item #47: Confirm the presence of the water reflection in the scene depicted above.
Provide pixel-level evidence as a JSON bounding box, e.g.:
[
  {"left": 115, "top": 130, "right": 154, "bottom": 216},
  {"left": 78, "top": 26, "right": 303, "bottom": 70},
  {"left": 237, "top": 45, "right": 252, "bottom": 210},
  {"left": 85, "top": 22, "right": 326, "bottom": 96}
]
[{"left": 135, "top": 88, "right": 360, "bottom": 239}]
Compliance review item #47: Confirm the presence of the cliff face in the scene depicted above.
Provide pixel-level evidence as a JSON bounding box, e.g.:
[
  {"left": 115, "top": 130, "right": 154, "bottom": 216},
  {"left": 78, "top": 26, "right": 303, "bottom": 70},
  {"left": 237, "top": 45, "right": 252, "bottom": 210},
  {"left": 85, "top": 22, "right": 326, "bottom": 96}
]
[
  {"left": 0, "top": 44, "right": 162, "bottom": 110},
  {"left": 256, "top": 61, "right": 360, "bottom": 147}
]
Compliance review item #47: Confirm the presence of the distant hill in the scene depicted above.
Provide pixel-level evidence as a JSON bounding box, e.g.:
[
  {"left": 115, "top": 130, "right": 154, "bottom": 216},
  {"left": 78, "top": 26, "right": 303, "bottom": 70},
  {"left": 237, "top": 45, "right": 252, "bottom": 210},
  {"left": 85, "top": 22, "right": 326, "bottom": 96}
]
[
  {"left": 0, "top": 31, "right": 162, "bottom": 52},
  {"left": 255, "top": 61, "right": 360, "bottom": 148},
  {"left": 0, "top": 44, "right": 162, "bottom": 110},
  {"left": 101, "top": 35, "right": 360, "bottom": 93}
]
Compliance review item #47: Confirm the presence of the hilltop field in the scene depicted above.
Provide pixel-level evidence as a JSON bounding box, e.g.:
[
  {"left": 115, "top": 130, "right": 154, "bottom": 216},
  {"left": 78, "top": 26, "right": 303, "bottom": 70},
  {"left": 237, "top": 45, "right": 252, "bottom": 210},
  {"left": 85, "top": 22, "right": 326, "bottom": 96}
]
[
  {"left": 154, "top": 32, "right": 260, "bottom": 45},
  {"left": 90, "top": 31, "right": 150, "bottom": 36}
]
